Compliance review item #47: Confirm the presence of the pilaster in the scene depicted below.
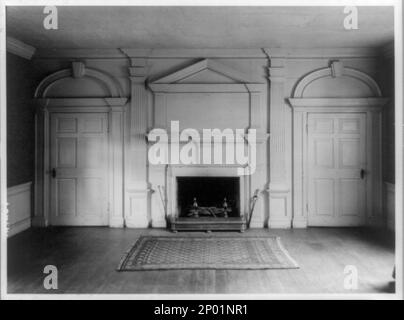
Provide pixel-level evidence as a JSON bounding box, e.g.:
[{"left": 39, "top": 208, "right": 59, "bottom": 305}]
[
  {"left": 108, "top": 104, "right": 125, "bottom": 228},
  {"left": 267, "top": 58, "right": 292, "bottom": 228},
  {"left": 125, "top": 58, "right": 150, "bottom": 227}
]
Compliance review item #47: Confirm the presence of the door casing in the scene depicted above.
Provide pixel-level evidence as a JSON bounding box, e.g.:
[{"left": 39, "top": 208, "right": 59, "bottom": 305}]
[
  {"left": 289, "top": 98, "right": 386, "bottom": 228},
  {"left": 34, "top": 98, "right": 127, "bottom": 227}
]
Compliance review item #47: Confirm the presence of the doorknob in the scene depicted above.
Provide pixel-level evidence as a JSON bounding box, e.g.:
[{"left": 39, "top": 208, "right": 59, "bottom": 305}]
[
  {"left": 51, "top": 168, "right": 57, "bottom": 178},
  {"left": 360, "top": 169, "right": 366, "bottom": 179}
]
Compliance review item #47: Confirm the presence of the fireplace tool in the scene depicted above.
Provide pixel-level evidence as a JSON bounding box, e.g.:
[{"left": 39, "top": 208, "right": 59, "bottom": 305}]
[
  {"left": 157, "top": 185, "right": 167, "bottom": 220},
  {"left": 247, "top": 189, "right": 260, "bottom": 228}
]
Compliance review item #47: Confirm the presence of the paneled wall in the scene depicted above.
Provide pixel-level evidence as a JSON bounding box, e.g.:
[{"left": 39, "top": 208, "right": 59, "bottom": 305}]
[{"left": 30, "top": 48, "right": 389, "bottom": 229}]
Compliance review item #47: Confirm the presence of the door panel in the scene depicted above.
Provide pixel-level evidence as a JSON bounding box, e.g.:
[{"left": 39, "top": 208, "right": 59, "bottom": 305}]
[
  {"left": 307, "top": 113, "right": 367, "bottom": 226},
  {"left": 340, "top": 179, "right": 360, "bottom": 216},
  {"left": 57, "top": 178, "right": 76, "bottom": 216},
  {"left": 50, "top": 113, "right": 109, "bottom": 226},
  {"left": 314, "top": 179, "right": 335, "bottom": 216}
]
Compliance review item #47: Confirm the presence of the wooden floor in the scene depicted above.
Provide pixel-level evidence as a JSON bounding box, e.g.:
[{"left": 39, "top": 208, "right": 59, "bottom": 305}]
[{"left": 7, "top": 227, "right": 395, "bottom": 294}]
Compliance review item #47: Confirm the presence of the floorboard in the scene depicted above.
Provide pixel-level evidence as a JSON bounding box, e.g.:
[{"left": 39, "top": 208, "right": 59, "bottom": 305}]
[{"left": 7, "top": 227, "right": 395, "bottom": 294}]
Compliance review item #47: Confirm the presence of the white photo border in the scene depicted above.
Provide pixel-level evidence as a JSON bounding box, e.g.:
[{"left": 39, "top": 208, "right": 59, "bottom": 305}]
[{"left": 0, "top": 0, "right": 402, "bottom": 300}]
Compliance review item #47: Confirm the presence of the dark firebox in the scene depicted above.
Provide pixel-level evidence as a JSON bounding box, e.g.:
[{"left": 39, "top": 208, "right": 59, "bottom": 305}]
[{"left": 177, "top": 177, "right": 240, "bottom": 218}]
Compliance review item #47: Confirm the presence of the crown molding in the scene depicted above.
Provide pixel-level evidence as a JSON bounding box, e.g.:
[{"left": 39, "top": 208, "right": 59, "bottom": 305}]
[
  {"left": 121, "top": 48, "right": 266, "bottom": 59},
  {"left": 35, "top": 48, "right": 266, "bottom": 59},
  {"left": 35, "top": 48, "right": 127, "bottom": 59},
  {"left": 264, "top": 47, "right": 380, "bottom": 59},
  {"left": 29, "top": 47, "right": 384, "bottom": 60},
  {"left": 6, "top": 37, "right": 36, "bottom": 60}
]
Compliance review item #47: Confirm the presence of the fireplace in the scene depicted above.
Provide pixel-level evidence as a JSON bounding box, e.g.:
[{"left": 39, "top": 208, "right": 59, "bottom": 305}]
[
  {"left": 168, "top": 167, "right": 248, "bottom": 232},
  {"left": 177, "top": 177, "right": 240, "bottom": 218}
]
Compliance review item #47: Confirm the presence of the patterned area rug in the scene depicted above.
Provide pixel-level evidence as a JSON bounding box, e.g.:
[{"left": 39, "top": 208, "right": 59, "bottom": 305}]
[{"left": 117, "top": 236, "right": 299, "bottom": 271}]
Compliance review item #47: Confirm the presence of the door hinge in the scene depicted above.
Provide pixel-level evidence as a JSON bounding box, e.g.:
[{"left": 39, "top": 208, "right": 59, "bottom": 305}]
[{"left": 306, "top": 203, "right": 309, "bottom": 212}]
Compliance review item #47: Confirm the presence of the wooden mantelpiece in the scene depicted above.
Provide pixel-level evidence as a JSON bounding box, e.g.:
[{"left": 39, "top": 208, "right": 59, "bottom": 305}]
[{"left": 170, "top": 216, "right": 247, "bottom": 232}]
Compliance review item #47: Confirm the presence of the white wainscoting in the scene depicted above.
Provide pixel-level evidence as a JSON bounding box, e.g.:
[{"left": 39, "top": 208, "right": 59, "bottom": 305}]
[
  {"left": 384, "top": 182, "right": 395, "bottom": 231},
  {"left": 7, "top": 182, "right": 32, "bottom": 237}
]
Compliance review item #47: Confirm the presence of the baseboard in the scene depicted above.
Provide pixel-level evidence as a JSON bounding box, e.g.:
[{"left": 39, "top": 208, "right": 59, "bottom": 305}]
[
  {"left": 8, "top": 217, "right": 31, "bottom": 237},
  {"left": 151, "top": 219, "right": 167, "bottom": 228},
  {"left": 109, "top": 217, "right": 125, "bottom": 228},
  {"left": 249, "top": 220, "right": 265, "bottom": 228},
  {"left": 125, "top": 217, "right": 150, "bottom": 228},
  {"left": 7, "top": 182, "right": 32, "bottom": 237},
  {"left": 31, "top": 215, "right": 47, "bottom": 227},
  {"left": 268, "top": 219, "right": 292, "bottom": 229},
  {"left": 292, "top": 218, "right": 307, "bottom": 228}
]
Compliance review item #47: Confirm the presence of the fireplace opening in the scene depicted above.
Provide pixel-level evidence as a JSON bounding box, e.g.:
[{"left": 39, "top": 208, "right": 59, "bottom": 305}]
[{"left": 176, "top": 176, "right": 240, "bottom": 218}]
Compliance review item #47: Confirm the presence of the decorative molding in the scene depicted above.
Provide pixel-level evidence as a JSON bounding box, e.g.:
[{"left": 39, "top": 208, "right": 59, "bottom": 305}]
[
  {"left": 32, "top": 47, "right": 380, "bottom": 60},
  {"left": 152, "top": 59, "right": 254, "bottom": 84},
  {"left": 292, "top": 218, "right": 307, "bottom": 228},
  {"left": 148, "top": 83, "right": 265, "bottom": 93},
  {"left": 7, "top": 181, "right": 32, "bottom": 196},
  {"left": 290, "top": 64, "right": 386, "bottom": 228},
  {"left": 34, "top": 48, "right": 266, "bottom": 59},
  {"left": 146, "top": 59, "right": 268, "bottom": 229},
  {"left": 288, "top": 98, "right": 389, "bottom": 109},
  {"left": 72, "top": 61, "right": 86, "bottom": 78},
  {"left": 290, "top": 98, "right": 383, "bottom": 229},
  {"left": 108, "top": 106, "right": 125, "bottom": 228},
  {"left": 330, "top": 60, "right": 344, "bottom": 77},
  {"left": 34, "top": 71, "right": 126, "bottom": 229},
  {"left": 35, "top": 48, "right": 127, "bottom": 59},
  {"left": 268, "top": 60, "right": 290, "bottom": 227},
  {"left": 144, "top": 131, "right": 269, "bottom": 145},
  {"left": 267, "top": 187, "right": 292, "bottom": 229},
  {"left": 268, "top": 66, "right": 285, "bottom": 83},
  {"left": 264, "top": 47, "right": 380, "bottom": 59},
  {"left": 148, "top": 60, "right": 267, "bottom": 135},
  {"left": 125, "top": 190, "right": 150, "bottom": 228},
  {"left": 7, "top": 182, "right": 32, "bottom": 237},
  {"left": 127, "top": 57, "right": 149, "bottom": 224},
  {"left": 292, "top": 65, "right": 383, "bottom": 98},
  {"left": 6, "top": 36, "right": 36, "bottom": 60},
  {"left": 122, "top": 48, "right": 266, "bottom": 59},
  {"left": 8, "top": 218, "right": 31, "bottom": 237},
  {"left": 36, "top": 97, "right": 128, "bottom": 108},
  {"left": 34, "top": 62, "right": 124, "bottom": 98},
  {"left": 129, "top": 57, "right": 149, "bottom": 82}
]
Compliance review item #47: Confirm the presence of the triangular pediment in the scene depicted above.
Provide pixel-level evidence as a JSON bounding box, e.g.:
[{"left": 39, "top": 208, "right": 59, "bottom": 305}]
[{"left": 152, "top": 59, "right": 251, "bottom": 84}]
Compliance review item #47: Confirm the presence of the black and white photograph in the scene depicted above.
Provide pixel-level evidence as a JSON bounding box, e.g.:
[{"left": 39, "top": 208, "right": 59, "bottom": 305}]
[{"left": 0, "top": 0, "right": 403, "bottom": 302}]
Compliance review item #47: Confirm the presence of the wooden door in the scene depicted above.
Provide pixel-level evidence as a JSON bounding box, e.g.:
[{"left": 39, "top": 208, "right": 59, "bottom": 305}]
[
  {"left": 307, "top": 113, "right": 367, "bottom": 226},
  {"left": 50, "top": 113, "right": 109, "bottom": 226}
]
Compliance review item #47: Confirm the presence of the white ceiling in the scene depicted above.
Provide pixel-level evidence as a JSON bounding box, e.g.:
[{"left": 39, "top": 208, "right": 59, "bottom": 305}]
[{"left": 6, "top": 6, "right": 394, "bottom": 49}]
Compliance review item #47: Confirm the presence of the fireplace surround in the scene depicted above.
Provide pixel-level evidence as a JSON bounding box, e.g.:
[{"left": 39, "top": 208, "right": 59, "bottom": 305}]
[{"left": 167, "top": 165, "right": 248, "bottom": 232}]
